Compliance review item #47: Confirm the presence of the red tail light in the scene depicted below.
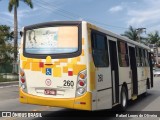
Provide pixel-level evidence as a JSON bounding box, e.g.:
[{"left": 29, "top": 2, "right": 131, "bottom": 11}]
[
  {"left": 20, "top": 69, "right": 27, "bottom": 91},
  {"left": 21, "top": 78, "right": 25, "bottom": 83},
  {"left": 79, "top": 80, "right": 85, "bottom": 86},
  {"left": 76, "top": 70, "right": 87, "bottom": 97}
]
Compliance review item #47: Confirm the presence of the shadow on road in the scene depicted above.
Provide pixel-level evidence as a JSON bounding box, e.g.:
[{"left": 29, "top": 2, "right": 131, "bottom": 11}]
[
  {"left": 33, "top": 90, "right": 160, "bottom": 120},
  {"left": 127, "top": 90, "right": 160, "bottom": 111}
]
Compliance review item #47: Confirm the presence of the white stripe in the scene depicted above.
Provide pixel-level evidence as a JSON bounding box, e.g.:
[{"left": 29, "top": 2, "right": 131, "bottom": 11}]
[{"left": 0, "top": 85, "right": 18, "bottom": 89}]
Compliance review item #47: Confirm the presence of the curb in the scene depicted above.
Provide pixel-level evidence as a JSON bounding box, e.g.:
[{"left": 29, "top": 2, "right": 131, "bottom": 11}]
[{"left": 0, "top": 81, "right": 19, "bottom": 86}]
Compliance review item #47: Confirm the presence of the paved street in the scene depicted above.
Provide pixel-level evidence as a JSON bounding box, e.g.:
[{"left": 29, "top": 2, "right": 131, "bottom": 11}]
[{"left": 0, "top": 77, "right": 160, "bottom": 120}]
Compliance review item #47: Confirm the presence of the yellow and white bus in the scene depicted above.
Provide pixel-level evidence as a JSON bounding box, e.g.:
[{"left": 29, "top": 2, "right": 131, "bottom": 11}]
[{"left": 19, "top": 21, "right": 153, "bottom": 111}]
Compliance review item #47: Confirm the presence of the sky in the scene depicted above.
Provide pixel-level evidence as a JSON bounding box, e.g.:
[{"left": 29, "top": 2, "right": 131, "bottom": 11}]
[{"left": 0, "top": 0, "right": 160, "bottom": 41}]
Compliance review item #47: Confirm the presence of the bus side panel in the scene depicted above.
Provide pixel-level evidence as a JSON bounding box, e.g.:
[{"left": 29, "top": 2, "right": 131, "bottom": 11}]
[
  {"left": 87, "top": 24, "right": 112, "bottom": 110},
  {"left": 137, "top": 66, "right": 150, "bottom": 95},
  {"left": 118, "top": 67, "right": 131, "bottom": 99},
  {"left": 86, "top": 24, "right": 96, "bottom": 110}
]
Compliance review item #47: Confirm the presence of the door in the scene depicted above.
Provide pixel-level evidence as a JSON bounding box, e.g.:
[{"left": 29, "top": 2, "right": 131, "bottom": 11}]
[
  {"left": 149, "top": 52, "right": 153, "bottom": 88},
  {"left": 91, "top": 31, "right": 112, "bottom": 110},
  {"left": 129, "top": 46, "right": 138, "bottom": 95},
  {"left": 109, "top": 40, "right": 119, "bottom": 104}
]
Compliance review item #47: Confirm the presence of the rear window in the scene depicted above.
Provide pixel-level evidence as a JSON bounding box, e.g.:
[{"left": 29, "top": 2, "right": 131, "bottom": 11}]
[
  {"left": 23, "top": 22, "right": 82, "bottom": 59},
  {"left": 25, "top": 26, "right": 78, "bottom": 54}
]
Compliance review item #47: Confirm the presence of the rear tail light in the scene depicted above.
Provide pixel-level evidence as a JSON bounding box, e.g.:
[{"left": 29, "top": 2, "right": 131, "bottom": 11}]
[
  {"left": 78, "top": 80, "right": 85, "bottom": 86},
  {"left": 19, "top": 69, "right": 27, "bottom": 92},
  {"left": 20, "top": 71, "right": 25, "bottom": 77},
  {"left": 79, "top": 73, "right": 86, "bottom": 79},
  {"left": 76, "top": 69, "right": 87, "bottom": 97},
  {"left": 77, "top": 87, "right": 85, "bottom": 94},
  {"left": 21, "top": 78, "right": 25, "bottom": 83},
  {"left": 21, "top": 84, "right": 26, "bottom": 89}
]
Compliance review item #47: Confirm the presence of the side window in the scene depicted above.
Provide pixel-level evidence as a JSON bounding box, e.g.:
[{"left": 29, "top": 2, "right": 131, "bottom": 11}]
[
  {"left": 91, "top": 31, "right": 109, "bottom": 67},
  {"left": 118, "top": 41, "right": 129, "bottom": 67},
  {"left": 139, "top": 48, "right": 142, "bottom": 66},
  {"left": 145, "top": 50, "right": 149, "bottom": 66},
  {"left": 96, "top": 34, "right": 106, "bottom": 50},
  {"left": 141, "top": 49, "right": 145, "bottom": 66},
  {"left": 136, "top": 47, "right": 142, "bottom": 67}
]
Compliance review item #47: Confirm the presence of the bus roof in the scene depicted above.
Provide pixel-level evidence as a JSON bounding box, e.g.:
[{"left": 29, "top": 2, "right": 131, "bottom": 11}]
[
  {"left": 23, "top": 20, "right": 150, "bottom": 51},
  {"left": 84, "top": 21, "right": 150, "bottom": 50}
]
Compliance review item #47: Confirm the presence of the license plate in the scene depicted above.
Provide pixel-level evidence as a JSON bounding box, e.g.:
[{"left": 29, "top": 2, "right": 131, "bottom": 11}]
[{"left": 44, "top": 89, "right": 56, "bottom": 95}]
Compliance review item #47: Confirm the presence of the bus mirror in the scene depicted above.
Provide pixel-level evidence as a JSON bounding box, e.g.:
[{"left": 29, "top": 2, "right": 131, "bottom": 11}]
[{"left": 20, "top": 31, "right": 23, "bottom": 37}]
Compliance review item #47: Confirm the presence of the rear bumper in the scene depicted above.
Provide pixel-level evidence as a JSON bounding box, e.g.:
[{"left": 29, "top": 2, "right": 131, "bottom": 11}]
[{"left": 19, "top": 88, "right": 92, "bottom": 110}]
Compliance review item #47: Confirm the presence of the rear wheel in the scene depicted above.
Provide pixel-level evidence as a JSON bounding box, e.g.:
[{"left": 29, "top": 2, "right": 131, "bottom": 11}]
[
  {"left": 120, "top": 87, "right": 128, "bottom": 111},
  {"left": 147, "top": 78, "right": 150, "bottom": 89}
]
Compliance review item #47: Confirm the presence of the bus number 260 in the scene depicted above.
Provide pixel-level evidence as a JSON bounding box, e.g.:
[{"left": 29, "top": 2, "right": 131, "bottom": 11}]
[{"left": 63, "top": 80, "right": 74, "bottom": 87}]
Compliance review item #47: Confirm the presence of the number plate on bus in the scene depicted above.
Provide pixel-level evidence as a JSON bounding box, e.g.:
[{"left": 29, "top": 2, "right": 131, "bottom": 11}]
[{"left": 44, "top": 89, "right": 56, "bottom": 95}]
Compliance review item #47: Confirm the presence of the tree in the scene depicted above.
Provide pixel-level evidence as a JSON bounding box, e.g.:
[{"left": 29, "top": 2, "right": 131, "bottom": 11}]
[
  {"left": 121, "top": 26, "right": 139, "bottom": 41},
  {"left": 8, "top": 0, "right": 33, "bottom": 72},
  {"left": 147, "top": 31, "right": 160, "bottom": 47},
  {"left": 0, "top": 25, "right": 14, "bottom": 72}
]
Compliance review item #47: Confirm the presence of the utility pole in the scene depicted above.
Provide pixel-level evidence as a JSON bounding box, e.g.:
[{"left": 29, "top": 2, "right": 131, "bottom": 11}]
[{"left": 136, "top": 28, "right": 146, "bottom": 43}]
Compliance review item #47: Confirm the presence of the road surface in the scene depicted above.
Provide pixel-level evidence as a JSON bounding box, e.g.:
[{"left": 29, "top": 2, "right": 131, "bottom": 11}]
[{"left": 0, "top": 77, "right": 160, "bottom": 120}]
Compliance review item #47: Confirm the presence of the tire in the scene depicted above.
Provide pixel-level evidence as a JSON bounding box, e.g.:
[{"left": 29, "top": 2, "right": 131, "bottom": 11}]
[
  {"left": 120, "top": 87, "right": 128, "bottom": 111},
  {"left": 142, "top": 91, "right": 147, "bottom": 97},
  {"left": 147, "top": 79, "right": 150, "bottom": 89}
]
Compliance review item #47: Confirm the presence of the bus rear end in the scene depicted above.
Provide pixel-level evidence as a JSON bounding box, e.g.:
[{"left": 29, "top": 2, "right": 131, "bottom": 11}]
[{"left": 19, "top": 21, "right": 91, "bottom": 110}]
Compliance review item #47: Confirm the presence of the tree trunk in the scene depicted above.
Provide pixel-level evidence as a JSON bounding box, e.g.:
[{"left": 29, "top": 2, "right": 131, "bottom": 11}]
[
  {"left": 14, "top": 6, "right": 18, "bottom": 61},
  {"left": 13, "top": 6, "right": 18, "bottom": 73}
]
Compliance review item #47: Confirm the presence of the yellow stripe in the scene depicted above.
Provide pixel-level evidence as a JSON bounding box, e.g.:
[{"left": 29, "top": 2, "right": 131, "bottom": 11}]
[
  {"left": 90, "top": 62, "right": 95, "bottom": 90},
  {"left": 59, "top": 59, "right": 68, "bottom": 63},
  {"left": 53, "top": 67, "right": 62, "bottom": 77},
  {"left": 46, "top": 56, "right": 52, "bottom": 64},
  {"left": 74, "top": 92, "right": 92, "bottom": 110},
  {"left": 33, "top": 59, "right": 41, "bottom": 62},
  {"left": 71, "top": 58, "right": 77, "bottom": 64},
  {"left": 20, "top": 54, "right": 27, "bottom": 61},
  {"left": 63, "top": 66, "right": 68, "bottom": 73},
  {"left": 19, "top": 88, "right": 92, "bottom": 110},
  {"left": 73, "top": 65, "right": 86, "bottom": 75},
  {"left": 31, "top": 63, "right": 41, "bottom": 71},
  {"left": 81, "top": 49, "right": 85, "bottom": 56},
  {"left": 22, "top": 61, "right": 30, "bottom": 69},
  {"left": 27, "top": 58, "right": 33, "bottom": 62}
]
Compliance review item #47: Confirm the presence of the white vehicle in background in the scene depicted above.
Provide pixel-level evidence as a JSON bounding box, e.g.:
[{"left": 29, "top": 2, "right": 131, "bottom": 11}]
[{"left": 153, "top": 68, "right": 160, "bottom": 77}]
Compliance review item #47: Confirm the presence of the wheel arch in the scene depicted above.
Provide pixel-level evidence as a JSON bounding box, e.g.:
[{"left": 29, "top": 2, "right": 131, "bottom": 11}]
[
  {"left": 119, "top": 82, "right": 129, "bottom": 111},
  {"left": 121, "top": 82, "right": 129, "bottom": 101}
]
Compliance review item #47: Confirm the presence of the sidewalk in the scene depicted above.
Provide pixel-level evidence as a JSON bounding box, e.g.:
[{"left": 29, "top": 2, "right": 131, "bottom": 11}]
[{"left": 0, "top": 81, "right": 19, "bottom": 86}]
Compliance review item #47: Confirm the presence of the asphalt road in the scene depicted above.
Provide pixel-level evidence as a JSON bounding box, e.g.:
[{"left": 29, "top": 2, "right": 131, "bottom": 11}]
[{"left": 0, "top": 77, "right": 160, "bottom": 120}]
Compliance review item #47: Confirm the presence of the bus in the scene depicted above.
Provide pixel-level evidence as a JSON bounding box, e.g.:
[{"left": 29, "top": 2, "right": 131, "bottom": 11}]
[{"left": 19, "top": 21, "right": 153, "bottom": 111}]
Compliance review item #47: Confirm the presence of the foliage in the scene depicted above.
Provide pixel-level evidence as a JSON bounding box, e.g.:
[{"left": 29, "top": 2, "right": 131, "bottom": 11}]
[
  {"left": 121, "top": 26, "right": 139, "bottom": 41},
  {"left": 121, "top": 26, "right": 157, "bottom": 46},
  {"left": 147, "top": 31, "right": 160, "bottom": 47},
  {"left": 0, "top": 25, "right": 14, "bottom": 64},
  {"left": 8, "top": 0, "right": 33, "bottom": 12}
]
